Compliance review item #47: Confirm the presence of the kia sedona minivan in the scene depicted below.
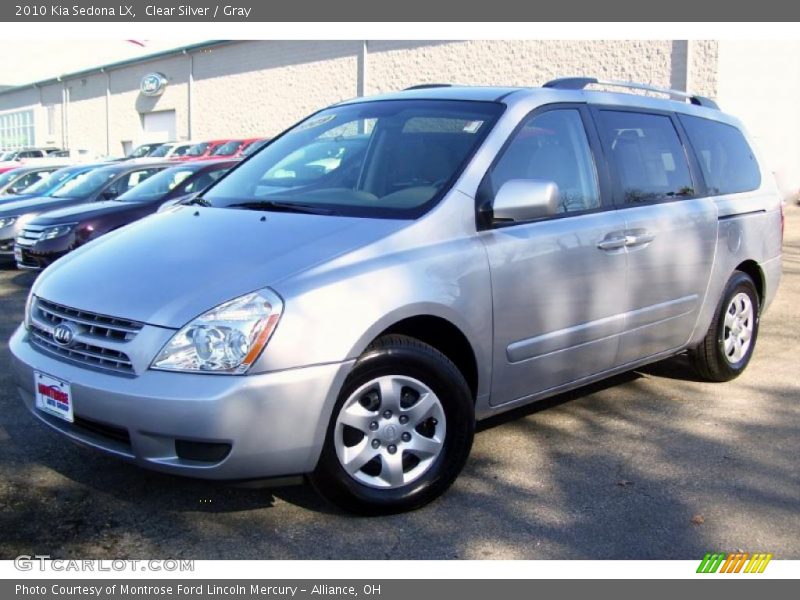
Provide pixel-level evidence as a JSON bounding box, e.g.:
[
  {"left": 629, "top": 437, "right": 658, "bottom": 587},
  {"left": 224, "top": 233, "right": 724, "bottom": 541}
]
[{"left": 10, "top": 79, "right": 782, "bottom": 514}]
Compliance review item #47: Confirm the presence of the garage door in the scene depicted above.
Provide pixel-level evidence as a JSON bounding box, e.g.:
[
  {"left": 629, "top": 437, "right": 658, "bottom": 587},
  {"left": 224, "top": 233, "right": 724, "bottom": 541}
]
[{"left": 142, "top": 110, "right": 176, "bottom": 143}]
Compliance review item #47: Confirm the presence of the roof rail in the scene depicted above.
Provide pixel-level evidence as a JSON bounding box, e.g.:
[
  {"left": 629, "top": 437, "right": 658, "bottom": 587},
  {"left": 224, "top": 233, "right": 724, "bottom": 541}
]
[
  {"left": 542, "top": 77, "right": 719, "bottom": 109},
  {"left": 403, "top": 83, "right": 453, "bottom": 91}
]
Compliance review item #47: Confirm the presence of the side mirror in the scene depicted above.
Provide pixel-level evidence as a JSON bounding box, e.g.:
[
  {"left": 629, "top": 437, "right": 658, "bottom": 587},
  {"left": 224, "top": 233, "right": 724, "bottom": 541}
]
[
  {"left": 491, "top": 179, "right": 560, "bottom": 224},
  {"left": 101, "top": 189, "right": 118, "bottom": 200}
]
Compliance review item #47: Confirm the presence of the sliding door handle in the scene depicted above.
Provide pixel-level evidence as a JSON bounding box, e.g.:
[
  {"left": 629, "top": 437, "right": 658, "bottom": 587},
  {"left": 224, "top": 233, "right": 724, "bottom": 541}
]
[{"left": 597, "top": 236, "right": 628, "bottom": 251}]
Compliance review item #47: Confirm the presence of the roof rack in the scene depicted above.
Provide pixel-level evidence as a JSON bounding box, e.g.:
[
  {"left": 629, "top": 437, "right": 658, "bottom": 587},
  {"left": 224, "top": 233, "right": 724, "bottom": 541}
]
[
  {"left": 403, "top": 83, "right": 453, "bottom": 91},
  {"left": 542, "top": 77, "right": 719, "bottom": 109}
]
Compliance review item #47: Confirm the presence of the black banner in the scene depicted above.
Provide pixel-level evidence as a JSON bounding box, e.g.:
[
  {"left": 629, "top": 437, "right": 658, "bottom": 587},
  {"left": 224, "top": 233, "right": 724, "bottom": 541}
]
[{"left": 3, "top": 0, "right": 800, "bottom": 21}]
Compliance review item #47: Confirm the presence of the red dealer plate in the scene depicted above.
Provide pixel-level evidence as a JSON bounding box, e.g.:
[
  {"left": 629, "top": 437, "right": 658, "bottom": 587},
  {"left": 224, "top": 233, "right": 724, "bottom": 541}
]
[{"left": 34, "top": 371, "right": 74, "bottom": 423}]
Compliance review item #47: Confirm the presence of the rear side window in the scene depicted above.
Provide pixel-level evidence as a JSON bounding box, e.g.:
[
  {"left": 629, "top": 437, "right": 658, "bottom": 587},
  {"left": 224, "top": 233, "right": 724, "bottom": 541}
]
[
  {"left": 598, "top": 110, "right": 694, "bottom": 204},
  {"left": 679, "top": 115, "right": 761, "bottom": 195}
]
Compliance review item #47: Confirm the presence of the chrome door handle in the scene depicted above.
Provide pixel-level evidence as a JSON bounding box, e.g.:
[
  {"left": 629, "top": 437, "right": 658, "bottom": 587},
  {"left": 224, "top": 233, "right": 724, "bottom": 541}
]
[
  {"left": 624, "top": 232, "right": 655, "bottom": 247},
  {"left": 597, "top": 236, "right": 628, "bottom": 251}
]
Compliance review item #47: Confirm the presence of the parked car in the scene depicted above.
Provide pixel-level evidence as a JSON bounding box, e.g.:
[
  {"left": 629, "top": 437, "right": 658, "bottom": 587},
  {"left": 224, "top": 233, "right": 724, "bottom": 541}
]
[
  {"left": 0, "top": 164, "right": 109, "bottom": 206},
  {"left": 9, "top": 80, "right": 783, "bottom": 514},
  {"left": 0, "top": 165, "right": 65, "bottom": 197},
  {"left": 173, "top": 139, "right": 230, "bottom": 161},
  {"left": 15, "top": 160, "right": 236, "bottom": 270},
  {"left": 125, "top": 143, "right": 165, "bottom": 159},
  {"left": 0, "top": 162, "right": 169, "bottom": 262},
  {"left": 210, "top": 138, "right": 266, "bottom": 158},
  {"left": 146, "top": 141, "right": 197, "bottom": 159}
]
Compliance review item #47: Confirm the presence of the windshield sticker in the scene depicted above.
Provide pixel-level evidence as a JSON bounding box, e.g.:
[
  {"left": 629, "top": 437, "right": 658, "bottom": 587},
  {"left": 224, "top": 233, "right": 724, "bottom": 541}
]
[
  {"left": 296, "top": 114, "right": 337, "bottom": 131},
  {"left": 463, "top": 120, "right": 484, "bottom": 134}
]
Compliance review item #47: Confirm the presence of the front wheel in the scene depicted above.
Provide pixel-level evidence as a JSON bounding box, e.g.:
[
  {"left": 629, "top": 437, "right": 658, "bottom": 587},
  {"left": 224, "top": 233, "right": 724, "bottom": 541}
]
[
  {"left": 310, "top": 334, "right": 474, "bottom": 515},
  {"left": 691, "top": 271, "right": 760, "bottom": 382}
]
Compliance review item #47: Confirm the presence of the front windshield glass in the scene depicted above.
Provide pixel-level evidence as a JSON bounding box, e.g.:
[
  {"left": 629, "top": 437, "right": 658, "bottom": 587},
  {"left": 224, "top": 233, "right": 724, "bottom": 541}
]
[
  {"left": 185, "top": 142, "right": 210, "bottom": 157},
  {"left": 204, "top": 100, "right": 502, "bottom": 218},
  {"left": 19, "top": 168, "right": 78, "bottom": 195},
  {"left": 0, "top": 170, "right": 21, "bottom": 187},
  {"left": 115, "top": 167, "right": 196, "bottom": 202},
  {"left": 148, "top": 144, "right": 172, "bottom": 157},
  {"left": 51, "top": 169, "right": 116, "bottom": 198},
  {"left": 128, "top": 145, "right": 153, "bottom": 158},
  {"left": 212, "top": 141, "right": 242, "bottom": 156}
]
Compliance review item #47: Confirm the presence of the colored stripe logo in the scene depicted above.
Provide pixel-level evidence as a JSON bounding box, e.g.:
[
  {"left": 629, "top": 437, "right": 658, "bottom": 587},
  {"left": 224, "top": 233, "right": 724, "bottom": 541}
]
[{"left": 697, "top": 552, "right": 773, "bottom": 573}]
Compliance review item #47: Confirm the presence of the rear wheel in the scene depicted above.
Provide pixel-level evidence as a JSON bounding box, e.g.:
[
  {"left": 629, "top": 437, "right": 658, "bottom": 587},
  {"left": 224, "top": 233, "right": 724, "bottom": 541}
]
[
  {"left": 691, "top": 271, "right": 760, "bottom": 382},
  {"left": 310, "top": 334, "right": 474, "bottom": 515}
]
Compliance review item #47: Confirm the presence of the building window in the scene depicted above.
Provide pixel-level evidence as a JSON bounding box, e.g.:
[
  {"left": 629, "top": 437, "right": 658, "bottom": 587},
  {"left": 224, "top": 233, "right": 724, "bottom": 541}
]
[
  {"left": 46, "top": 105, "right": 56, "bottom": 137},
  {"left": 0, "top": 109, "right": 36, "bottom": 149}
]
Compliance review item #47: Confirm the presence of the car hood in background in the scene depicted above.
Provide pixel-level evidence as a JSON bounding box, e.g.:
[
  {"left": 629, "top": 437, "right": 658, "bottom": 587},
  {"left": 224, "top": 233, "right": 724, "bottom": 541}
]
[
  {"left": 33, "top": 206, "right": 409, "bottom": 328},
  {"left": 0, "top": 195, "right": 84, "bottom": 217},
  {"left": 29, "top": 200, "right": 152, "bottom": 225}
]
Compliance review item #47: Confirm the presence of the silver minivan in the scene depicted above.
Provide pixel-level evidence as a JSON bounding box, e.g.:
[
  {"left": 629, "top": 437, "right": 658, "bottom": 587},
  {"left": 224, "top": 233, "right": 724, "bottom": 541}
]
[{"left": 10, "top": 79, "right": 783, "bottom": 514}]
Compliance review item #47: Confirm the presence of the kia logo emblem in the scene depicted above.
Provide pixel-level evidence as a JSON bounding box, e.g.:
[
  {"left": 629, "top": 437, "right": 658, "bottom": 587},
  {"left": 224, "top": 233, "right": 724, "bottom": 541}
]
[{"left": 52, "top": 323, "right": 76, "bottom": 346}]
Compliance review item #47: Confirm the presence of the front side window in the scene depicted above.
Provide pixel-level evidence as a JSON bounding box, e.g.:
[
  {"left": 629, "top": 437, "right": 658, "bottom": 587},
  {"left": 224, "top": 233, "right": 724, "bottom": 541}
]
[
  {"left": 598, "top": 111, "right": 694, "bottom": 204},
  {"left": 678, "top": 115, "right": 761, "bottom": 195},
  {"left": 204, "top": 99, "right": 503, "bottom": 218},
  {"left": 485, "top": 108, "right": 600, "bottom": 214},
  {"left": 212, "top": 141, "right": 243, "bottom": 156}
]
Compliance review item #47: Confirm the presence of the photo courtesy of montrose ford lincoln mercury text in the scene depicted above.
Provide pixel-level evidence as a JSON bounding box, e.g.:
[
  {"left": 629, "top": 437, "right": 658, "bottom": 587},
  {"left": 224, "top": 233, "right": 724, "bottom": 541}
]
[{"left": 10, "top": 79, "right": 782, "bottom": 514}]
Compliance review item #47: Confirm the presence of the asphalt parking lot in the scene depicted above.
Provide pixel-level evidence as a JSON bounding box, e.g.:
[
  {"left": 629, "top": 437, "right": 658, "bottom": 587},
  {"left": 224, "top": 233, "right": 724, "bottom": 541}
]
[{"left": 1, "top": 206, "right": 798, "bottom": 561}]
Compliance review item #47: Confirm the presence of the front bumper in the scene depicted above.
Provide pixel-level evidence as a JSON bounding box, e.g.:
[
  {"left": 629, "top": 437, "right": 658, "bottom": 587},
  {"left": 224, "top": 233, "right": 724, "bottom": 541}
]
[
  {"left": 13, "top": 236, "right": 72, "bottom": 270},
  {"left": 10, "top": 325, "right": 353, "bottom": 480}
]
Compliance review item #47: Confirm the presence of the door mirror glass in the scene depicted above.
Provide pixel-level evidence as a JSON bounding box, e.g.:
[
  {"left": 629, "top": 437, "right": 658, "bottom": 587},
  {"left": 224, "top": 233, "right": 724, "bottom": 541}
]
[{"left": 492, "top": 179, "right": 560, "bottom": 223}]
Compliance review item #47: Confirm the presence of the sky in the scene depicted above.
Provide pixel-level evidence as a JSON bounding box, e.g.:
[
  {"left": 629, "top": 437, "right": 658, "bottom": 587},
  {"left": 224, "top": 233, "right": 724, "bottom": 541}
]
[{"left": 0, "top": 39, "right": 208, "bottom": 87}]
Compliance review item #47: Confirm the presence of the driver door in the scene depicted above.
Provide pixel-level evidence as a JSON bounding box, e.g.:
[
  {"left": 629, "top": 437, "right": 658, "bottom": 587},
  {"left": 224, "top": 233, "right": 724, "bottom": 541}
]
[{"left": 480, "top": 105, "right": 629, "bottom": 407}]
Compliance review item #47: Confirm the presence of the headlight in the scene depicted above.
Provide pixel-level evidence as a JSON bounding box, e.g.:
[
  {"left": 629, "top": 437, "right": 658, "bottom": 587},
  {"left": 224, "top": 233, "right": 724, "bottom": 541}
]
[
  {"left": 39, "top": 223, "right": 77, "bottom": 240},
  {"left": 151, "top": 289, "right": 283, "bottom": 374},
  {"left": 0, "top": 216, "right": 16, "bottom": 229}
]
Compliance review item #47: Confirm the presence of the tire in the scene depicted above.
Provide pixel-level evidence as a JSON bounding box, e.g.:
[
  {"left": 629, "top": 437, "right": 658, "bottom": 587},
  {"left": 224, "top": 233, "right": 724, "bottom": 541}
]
[
  {"left": 310, "top": 334, "right": 475, "bottom": 515},
  {"left": 691, "top": 271, "right": 760, "bottom": 382}
]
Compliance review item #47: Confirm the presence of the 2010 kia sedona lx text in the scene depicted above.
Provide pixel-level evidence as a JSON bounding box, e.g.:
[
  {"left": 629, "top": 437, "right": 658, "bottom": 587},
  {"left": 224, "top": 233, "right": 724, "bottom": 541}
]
[{"left": 10, "top": 79, "right": 783, "bottom": 514}]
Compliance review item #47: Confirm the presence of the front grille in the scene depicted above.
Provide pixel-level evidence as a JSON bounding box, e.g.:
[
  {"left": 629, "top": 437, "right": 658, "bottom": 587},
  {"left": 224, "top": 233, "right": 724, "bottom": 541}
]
[
  {"left": 36, "top": 297, "right": 143, "bottom": 342},
  {"left": 16, "top": 227, "right": 44, "bottom": 246},
  {"left": 29, "top": 297, "right": 143, "bottom": 375}
]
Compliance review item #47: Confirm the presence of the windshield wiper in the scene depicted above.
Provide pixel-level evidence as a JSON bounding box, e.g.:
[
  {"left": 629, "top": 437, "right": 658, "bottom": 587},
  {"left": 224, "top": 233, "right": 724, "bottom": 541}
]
[
  {"left": 227, "top": 200, "right": 335, "bottom": 215},
  {"left": 185, "top": 196, "right": 211, "bottom": 207}
]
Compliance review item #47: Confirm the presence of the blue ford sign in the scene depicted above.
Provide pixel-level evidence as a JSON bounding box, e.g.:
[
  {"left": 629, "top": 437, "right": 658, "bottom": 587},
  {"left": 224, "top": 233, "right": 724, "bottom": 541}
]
[{"left": 140, "top": 72, "right": 168, "bottom": 97}]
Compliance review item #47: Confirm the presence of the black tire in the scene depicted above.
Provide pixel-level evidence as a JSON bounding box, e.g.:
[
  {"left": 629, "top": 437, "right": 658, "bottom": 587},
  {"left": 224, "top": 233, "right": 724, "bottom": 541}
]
[
  {"left": 310, "top": 334, "right": 475, "bottom": 515},
  {"left": 691, "top": 271, "right": 760, "bottom": 382}
]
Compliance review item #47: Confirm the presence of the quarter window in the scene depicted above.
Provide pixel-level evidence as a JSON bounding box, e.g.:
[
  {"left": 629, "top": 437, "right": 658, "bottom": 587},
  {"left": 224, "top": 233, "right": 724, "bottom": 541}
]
[
  {"left": 678, "top": 115, "right": 760, "bottom": 195},
  {"left": 487, "top": 109, "right": 600, "bottom": 214},
  {"left": 598, "top": 111, "right": 694, "bottom": 204}
]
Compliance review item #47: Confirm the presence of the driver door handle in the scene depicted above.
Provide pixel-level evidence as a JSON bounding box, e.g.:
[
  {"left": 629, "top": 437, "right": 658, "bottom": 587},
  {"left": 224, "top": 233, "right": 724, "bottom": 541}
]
[{"left": 597, "top": 236, "right": 628, "bottom": 251}]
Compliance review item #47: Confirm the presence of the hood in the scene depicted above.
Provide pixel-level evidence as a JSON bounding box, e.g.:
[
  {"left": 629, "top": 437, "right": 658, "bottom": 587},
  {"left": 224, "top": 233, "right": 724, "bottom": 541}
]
[
  {"left": 29, "top": 200, "right": 142, "bottom": 225},
  {"left": 33, "top": 205, "right": 408, "bottom": 328},
  {"left": 0, "top": 195, "right": 83, "bottom": 217}
]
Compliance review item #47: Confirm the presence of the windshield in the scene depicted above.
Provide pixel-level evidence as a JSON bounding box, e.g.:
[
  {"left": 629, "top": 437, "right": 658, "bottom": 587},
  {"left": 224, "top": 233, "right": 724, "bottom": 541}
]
[
  {"left": 51, "top": 168, "right": 116, "bottom": 198},
  {"left": 0, "top": 170, "right": 22, "bottom": 187},
  {"left": 128, "top": 145, "right": 154, "bottom": 158},
  {"left": 185, "top": 142, "right": 210, "bottom": 157},
  {"left": 148, "top": 144, "right": 172, "bottom": 158},
  {"left": 19, "top": 167, "right": 79, "bottom": 195},
  {"left": 212, "top": 141, "right": 242, "bottom": 156},
  {"left": 204, "top": 100, "right": 502, "bottom": 218},
  {"left": 115, "top": 167, "right": 196, "bottom": 202},
  {"left": 172, "top": 144, "right": 192, "bottom": 157}
]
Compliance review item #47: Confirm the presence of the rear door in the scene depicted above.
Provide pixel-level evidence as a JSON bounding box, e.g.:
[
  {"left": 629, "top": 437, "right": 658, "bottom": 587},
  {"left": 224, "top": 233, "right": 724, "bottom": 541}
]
[
  {"left": 480, "top": 104, "right": 629, "bottom": 406},
  {"left": 592, "top": 107, "right": 717, "bottom": 364}
]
